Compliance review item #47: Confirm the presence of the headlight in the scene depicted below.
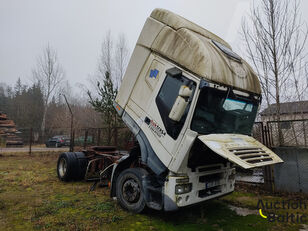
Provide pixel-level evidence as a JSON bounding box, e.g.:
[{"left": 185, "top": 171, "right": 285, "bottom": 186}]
[{"left": 175, "top": 183, "right": 192, "bottom": 195}]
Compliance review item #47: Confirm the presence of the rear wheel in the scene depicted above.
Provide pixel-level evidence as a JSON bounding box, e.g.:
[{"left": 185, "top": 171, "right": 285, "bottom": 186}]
[
  {"left": 58, "top": 157, "right": 67, "bottom": 178},
  {"left": 57, "top": 152, "right": 88, "bottom": 181},
  {"left": 116, "top": 168, "right": 146, "bottom": 213}
]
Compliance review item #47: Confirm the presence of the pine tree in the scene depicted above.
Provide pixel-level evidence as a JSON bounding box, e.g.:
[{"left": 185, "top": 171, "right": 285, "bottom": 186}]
[{"left": 88, "top": 71, "right": 118, "bottom": 144}]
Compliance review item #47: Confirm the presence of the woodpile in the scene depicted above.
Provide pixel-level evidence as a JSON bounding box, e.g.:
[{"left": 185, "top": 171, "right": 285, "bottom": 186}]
[{"left": 0, "top": 112, "right": 23, "bottom": 147}]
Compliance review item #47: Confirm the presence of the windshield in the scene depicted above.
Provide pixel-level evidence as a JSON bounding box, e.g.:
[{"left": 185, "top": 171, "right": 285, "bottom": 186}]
[{"left": 191, "top": 86, "right": 259, "bottom": 135}]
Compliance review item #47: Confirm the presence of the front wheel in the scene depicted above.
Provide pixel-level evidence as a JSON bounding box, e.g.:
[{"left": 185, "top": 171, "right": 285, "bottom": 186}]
[{"left": 116, "top": 168, "right": 146, "bottom": 213}]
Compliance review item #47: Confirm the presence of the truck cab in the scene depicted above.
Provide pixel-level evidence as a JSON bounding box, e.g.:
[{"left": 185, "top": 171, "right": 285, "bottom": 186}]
[{"left": 112, "top": 8, "right": 283, "bottom": 212}]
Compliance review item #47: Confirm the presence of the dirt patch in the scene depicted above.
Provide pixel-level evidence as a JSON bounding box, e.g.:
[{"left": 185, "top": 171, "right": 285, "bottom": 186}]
[{"left": 228, "top": 205, "right": 258, "bottom": 216}]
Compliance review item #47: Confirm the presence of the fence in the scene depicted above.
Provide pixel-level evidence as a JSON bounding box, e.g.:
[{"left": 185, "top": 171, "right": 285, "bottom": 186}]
[
  {"left": 266, "top": 119, "right": 308, "bottom": 147},
  {"left": 252, "top": 122, "right": 274, "bottom": 148},
  {"left": 251, "top": 120, "right": 308, "bottom": 193},
  {"left": 4, "top": 119, "right": 308, "bottom": 154},
  {"left": 3, "top": 119, "right": 307, "bottom": 194},
  {"left": 2, "top": 126, "right": 134, "bottom": 154},
  {"left": 272, "top": 147, "right": 308, "bottom": 193},
  {"left": 252, "top": 119, "right": 308, "bottom": 148}
]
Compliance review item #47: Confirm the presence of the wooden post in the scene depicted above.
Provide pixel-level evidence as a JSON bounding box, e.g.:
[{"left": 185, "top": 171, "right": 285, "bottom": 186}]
[
  {"left": 268, "top": 125, "right": 272, "bottom": 147},
  {"left": 264, "top": 125, "right": 268, "bottom": 147},
  {"left": 70, "top": 129, "right": 74, "bottom": 152},
  {"left": 260, "top": 123, "right": 265, "bottom": 145},
  {"left": 62, "top": 94, "right": 74, "bottom": 151},
  {"left": 29, "top": 128, "right": 32, "bottom": 155}
]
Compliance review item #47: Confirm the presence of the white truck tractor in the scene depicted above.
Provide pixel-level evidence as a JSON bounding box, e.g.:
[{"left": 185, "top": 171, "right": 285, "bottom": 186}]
[{"left": 57, "top": 8, "right": 283, "bottom": 213}]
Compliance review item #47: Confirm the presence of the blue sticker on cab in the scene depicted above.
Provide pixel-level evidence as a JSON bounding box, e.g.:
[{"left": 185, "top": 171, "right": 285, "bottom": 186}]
[{"left": 149, "top": 69, "right": 159, "bottom": 79}]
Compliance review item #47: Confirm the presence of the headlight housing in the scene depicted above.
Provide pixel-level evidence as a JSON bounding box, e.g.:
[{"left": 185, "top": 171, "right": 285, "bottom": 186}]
[{"left": 175, "top": 183, "right": 192, "bottom": 195}]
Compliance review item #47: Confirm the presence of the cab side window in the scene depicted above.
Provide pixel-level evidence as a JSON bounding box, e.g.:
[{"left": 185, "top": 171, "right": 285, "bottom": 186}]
[{"left": 156, "top": 74, "right": 195, "bottom": 139}]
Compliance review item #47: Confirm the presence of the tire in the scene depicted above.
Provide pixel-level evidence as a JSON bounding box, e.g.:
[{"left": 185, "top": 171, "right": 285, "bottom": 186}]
[
  {"left": 116, "top": 168, "right": 147, "bottom": 213},
  {"left": 57, "top": 152, "right": 88, "bottom": 181}
]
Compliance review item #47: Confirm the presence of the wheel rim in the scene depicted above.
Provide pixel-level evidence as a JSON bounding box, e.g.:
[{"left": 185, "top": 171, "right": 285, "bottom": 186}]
[
  {"left": 122, "top": 179, "right": 140, "bottom": 203},
  {"left": 58, "top": 158, "right": 67, "bottom": 177}
]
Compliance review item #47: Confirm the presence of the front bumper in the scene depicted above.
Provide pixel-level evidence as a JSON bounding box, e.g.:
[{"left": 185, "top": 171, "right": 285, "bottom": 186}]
[{"left": 164, "top": 163, "right": 235, "bottom": 211}]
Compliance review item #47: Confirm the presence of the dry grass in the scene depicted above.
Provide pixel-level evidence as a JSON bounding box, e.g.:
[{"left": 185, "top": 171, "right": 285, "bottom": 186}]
[{"left": 0, "top": 151, "right": 305, "bottom": 231}]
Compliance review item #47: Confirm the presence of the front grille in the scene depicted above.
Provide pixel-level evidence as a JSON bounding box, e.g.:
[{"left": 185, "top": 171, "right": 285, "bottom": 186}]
[
  {"left": 199, "top": 186, "right": 221, "bottom": 198},
  {"left": 198, "top": 165, "right": 222, "bottom": 172},
  {"left": 197, "top": 168, "right": 226, "bottom": 198},
  {"left": 199, "top": 173, "right": 222, "bottom": 183},
  {"left": 229, "top": 147, "right": 273, "bottom": 164}
]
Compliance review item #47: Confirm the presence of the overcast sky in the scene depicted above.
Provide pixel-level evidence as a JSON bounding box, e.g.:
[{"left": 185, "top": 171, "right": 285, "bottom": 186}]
[{"left": 1, "top": 0, "right": 308, "bottom": 90}]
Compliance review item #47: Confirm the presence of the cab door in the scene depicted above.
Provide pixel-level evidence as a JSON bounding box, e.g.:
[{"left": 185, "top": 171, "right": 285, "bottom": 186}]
[{"left": 143, "top": 60, "right": 197, "bottom": 169}]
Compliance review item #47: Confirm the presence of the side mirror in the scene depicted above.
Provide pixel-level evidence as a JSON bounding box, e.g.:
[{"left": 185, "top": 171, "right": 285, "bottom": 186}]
[{"left": 168, "top": 85, "right": 193, "bottom": 122}]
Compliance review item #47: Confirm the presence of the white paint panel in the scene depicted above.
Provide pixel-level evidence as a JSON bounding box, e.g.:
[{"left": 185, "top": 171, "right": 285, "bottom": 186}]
[{"left": 198, "top": 134, "right": 283, "bottom": 169}]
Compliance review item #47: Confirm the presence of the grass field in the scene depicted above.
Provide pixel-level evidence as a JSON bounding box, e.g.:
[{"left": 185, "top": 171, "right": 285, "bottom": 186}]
[{"left": 0, "top": 151, "right": 306, "bottom": 231}]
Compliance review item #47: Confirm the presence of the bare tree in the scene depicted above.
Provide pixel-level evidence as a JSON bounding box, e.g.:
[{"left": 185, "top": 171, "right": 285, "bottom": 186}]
[
  {"left": 114, "top": 33, "right": 129, "bottom": 90},
  {"left": 32, "top": 45, "right": 65, "bottom": 138},
  {"left": 88, "top": 31, "right": 130, "bottom": 144},
  {"left": 98, "top": 31, "right": 113, "bottom": 80},
  {"left": 241, "top": 0, "right": 307, "bottom": 144},
  {"left": 91, "top": 31, "right": 130, "bottom": 93}
]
